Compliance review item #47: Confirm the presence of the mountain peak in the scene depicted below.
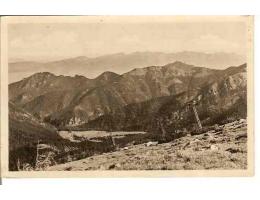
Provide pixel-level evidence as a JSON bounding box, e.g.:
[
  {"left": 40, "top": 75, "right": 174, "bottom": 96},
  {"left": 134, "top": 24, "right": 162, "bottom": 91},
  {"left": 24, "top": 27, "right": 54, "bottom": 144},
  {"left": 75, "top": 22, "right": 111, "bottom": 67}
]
[
  {"left": 28, "top": 72, "right": 56, "bottom": 79},
  {"left": 27, "top": 71, "right": 55, "bottom": 82},
  {"left": 164, "top": 60, "right": 199, "bottom": 70},
  {"left": 171, "top": 60, "right": 187, "bottom": 66},
  {"left": 74, "top": 74, "right": 89, "bottom": 79},
  {"left": 165, "top": 60, "right": 190, "bottom": 66},
  {"left": 97, "top": 71, "right": 119, "bottom": 77},
  {"left": 95, "top": 71, "right": 120, "bottom": 83}
]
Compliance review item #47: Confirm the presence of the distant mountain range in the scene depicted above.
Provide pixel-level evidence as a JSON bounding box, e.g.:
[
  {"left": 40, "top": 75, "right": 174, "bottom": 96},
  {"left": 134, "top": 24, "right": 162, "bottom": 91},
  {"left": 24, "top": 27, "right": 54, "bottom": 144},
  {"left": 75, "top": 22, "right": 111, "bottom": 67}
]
[{"left": 9, "top": 51, "right": 245, "bottom": 83}]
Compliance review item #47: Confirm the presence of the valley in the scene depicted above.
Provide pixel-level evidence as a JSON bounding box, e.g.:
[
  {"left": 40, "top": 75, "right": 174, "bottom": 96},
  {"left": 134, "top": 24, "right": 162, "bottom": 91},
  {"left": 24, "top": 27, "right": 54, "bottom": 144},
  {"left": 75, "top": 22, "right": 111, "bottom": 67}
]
[
  {"left": 8, "top": 59, "right": 248, "bottom": 171},
  {"left": 58, "top": 130, "right": 147, "bottom": 142}
]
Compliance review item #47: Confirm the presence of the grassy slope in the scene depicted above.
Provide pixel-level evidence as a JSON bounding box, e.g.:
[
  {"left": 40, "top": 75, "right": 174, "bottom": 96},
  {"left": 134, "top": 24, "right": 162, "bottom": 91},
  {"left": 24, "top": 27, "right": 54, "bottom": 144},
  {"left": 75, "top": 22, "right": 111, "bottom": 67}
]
[{"left": 47, "top": 119, "right": 247, "bottom": 171}]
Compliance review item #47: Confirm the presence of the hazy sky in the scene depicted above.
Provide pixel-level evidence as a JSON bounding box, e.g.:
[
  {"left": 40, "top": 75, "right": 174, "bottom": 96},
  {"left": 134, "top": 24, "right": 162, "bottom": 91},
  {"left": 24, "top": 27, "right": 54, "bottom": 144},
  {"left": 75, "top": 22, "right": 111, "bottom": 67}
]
[{"left": 8, "top": 20, "right": 247, "bottom": 61}]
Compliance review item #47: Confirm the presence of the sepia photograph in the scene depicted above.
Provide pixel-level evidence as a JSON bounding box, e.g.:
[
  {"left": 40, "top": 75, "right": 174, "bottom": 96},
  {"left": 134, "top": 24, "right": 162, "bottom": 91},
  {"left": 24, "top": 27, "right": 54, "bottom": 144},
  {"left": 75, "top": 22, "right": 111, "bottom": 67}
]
[{"left": 0, "top": 16, "right": 254, "bottom": 177}]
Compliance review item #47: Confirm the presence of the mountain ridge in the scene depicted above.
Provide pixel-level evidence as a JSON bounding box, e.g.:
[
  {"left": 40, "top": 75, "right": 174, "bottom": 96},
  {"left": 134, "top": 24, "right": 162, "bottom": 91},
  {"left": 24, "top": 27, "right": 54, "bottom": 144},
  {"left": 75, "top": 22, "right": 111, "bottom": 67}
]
[
  {"left": 74, "top": 63, "right": 246, "bottom": 132},
  {"left": 9, "top": 51, "right": 246, "bottom": 83},
  {"left": 9, "top": 61, "right": 247, "bottom": 130}
]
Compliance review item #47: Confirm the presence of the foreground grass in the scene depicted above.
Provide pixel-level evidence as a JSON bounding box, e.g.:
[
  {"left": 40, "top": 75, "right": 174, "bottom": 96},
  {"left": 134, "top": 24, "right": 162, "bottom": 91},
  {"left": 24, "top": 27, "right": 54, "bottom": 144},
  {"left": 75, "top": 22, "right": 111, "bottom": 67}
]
[{"left": 47, "top": 120, "right": 247, "bottom": 170}]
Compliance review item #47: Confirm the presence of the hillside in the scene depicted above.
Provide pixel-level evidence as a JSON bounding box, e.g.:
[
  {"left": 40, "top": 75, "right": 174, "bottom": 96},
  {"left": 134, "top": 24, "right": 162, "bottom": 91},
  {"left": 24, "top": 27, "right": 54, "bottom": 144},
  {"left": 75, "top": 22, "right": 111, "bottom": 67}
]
[
  {"left": 47, "top": 119, "right": 247, "bottom": 170},
  {"left": 9, "top": 102, "right": 62, "bottom": 170},
  {"left": 66, "top": 64, "right": 247, "bottom": 132},
  {"left": 9, "top": 102, "right": 121, "bottom": 171},
  {"left": 9, "top": 102, "right": 59, "bottom": 150},
  {"left": 44, "top": 62, "right": 222, "bottom": 127},
  {"left": 9, "top": 71, "right": 120, "bottom": 119}
]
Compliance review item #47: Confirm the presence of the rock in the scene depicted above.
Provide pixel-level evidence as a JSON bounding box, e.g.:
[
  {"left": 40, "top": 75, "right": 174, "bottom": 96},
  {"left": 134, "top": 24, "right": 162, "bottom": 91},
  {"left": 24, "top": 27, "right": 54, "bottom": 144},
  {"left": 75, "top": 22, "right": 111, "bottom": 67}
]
[
  {"left": 209, "top": 138, "right": 217, "bottom": 144},
  {"left": 194, "top": 147, "right": 200, "bottom": 151},
  {"left": 239, "top": 119, "right": 246, "bottom": 124},
  {"left": 214, "top": 131, "right": 223, "bottom": 135},
  {"left": 235, "top": 133, "right": 247, "bottom": 140},
  {"left": 194, "top": 139, "right": 200, "bottom": 143},
  {"left": 134, "top": 155, "right": 141, "bottom": 160},
  {"left": 225, "top": 147, "right": 241, "bottom": 153},
  {"left": 65, "top": 166, "right": 72, "bottom": 171},
  {"left": 146, "top": 141, "right": 158, "bottom": 147},
  {"left": 204, "top": 133, "right": 210, "bottom": 137},
  {"left": 210, "top": 144, "right": 219, "bottom": 151},
  {"left": 108, "top": 164, "right": 116, "bottom": 169},
  {"left": 202, "top": 133, "right": 211, "bottom": 140},
  {"left": 201, "top": 145, "right": 211, "bottom": 150},
  {"left": 214, "top": 124, "right": 223, "bottom": 132},
  {"left": 123, "top": 147, "right": 129, "bottom": 150},
  {"left": 202, "top": 136, "right": 207, "bottom": 140},
  {"left": 161, "top": 166, "right": 168, "bottom": 170},
  {"left": 192, "top": 139, "right": 202, "bottom": 145},
  {"left": 99, "top": 165, "right": 106, "bottom": 170},
  {"left": 115, "top": 163, "right": 121, "bottom": 168},
  {"left": 182, "top": 142, "right": 190, "bottom": 149}
]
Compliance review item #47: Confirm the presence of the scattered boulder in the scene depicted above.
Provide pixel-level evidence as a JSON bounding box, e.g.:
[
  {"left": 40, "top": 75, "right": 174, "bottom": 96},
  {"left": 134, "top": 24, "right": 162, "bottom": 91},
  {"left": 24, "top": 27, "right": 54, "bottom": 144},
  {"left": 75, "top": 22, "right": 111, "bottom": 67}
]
[
  {"left": 214, "top": 124, "right": 223, "bottom": 132},
  {"left": 194, "top": 139, "right": 200, "bottom": 143},
  {"left": 209, "top": 138, "right": 217, "bottom": 144},
  {"left": 225, "top": 147, "right": 241, "bottom": 153},
  {"left": 182, "top": 142, "right": 190, "bottom": 149},
  {"left": 204, "top": 133, "right": 210, "bottom": 137},
  {"left": 232, "top": 124, "right": 244, "bottom": 129},
  {"left": 115, "top": 163, "right": 121, "bottom": 168},
  {"left": 239, "top": 119, "right": 246, "bottom": 124},
  {"left": 235, "top": 133, "right": 247, "bottom": 140},
  {"left": 99, "top": 165, "right": 106, "bottom": 170},
  {"left": 160, "top": 166, "right": 168, "bottom": 170},
  {"left": 146, "top": 141, "right": 159, "bottom": 147},
  {"left": 194, "top": 147, "right": 200, "bottom": 151},
  {"left": 108, "top": 164, "right": 116, "bottom": 169},
  {"left": 210, "top": 144, "right": 219, "bottom": 151},
  {"left": 192, "top": 139, "right": 203, "bottom": 146},
  {"left": 64, "top": 166, "right": 72, "bottom": 171},
  {"left": 202, "top": 145, "right": 211, "bottom": 150}
]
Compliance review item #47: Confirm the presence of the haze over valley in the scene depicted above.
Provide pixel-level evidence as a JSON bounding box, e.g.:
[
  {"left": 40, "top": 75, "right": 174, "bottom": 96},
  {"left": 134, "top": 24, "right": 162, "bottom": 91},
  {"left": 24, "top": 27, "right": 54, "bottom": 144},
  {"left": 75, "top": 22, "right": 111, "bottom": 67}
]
[{"left": 9, "top": 51, "right": 245, "bottom": 83}]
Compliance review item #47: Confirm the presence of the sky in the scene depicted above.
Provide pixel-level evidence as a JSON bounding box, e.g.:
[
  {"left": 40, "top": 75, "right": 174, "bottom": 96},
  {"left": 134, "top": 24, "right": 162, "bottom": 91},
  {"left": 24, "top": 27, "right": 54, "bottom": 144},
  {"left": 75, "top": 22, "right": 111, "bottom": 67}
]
[{"left": 8, "top": 20, "right": 247, "bottom": 61}]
